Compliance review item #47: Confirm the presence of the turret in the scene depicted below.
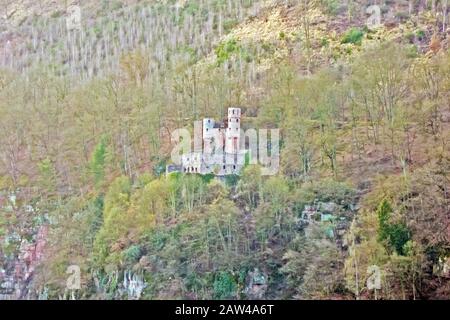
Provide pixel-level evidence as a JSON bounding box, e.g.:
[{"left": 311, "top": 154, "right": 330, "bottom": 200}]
[
  {"left": 225, "top": 108, "right": 241, "bottom": 154},
  {"left": 203, "top": 118, "right": 215, "bottom": 154}
]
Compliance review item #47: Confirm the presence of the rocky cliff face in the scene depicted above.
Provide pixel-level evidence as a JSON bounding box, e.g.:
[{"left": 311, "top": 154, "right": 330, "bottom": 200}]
[{"left": 1, "top": 224, "right": 47, "bottom": 300}]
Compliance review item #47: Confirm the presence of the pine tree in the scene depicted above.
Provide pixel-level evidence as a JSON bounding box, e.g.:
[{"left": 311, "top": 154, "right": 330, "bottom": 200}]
[
  {"left": 377, "top": 198, "right": 392, "bottom": 243},
  {"left": 90, "top": 136, "right": 108, "bottom": 189}
]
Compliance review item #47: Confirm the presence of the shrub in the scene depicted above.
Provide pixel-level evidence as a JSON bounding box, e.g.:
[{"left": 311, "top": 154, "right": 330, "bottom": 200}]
[
  {"left": 341, "top": 28, "right": 364, "bottom": 45},
  {"left": 123, "top": 245, "right": 142, "bottom": 264},
  {"left": 389, "top": 223, "right": 411, "bottom": 255},
  {"left": 213, "top": 272, "right": 237, "bottom": 299},
  {"left": 416, "top": 30, "right": 426, "bottom": 41},
  {"left": 225, "top": 174, "right": 239, "bottom": 187},
  {"left": 90, "top": 136, "right": 108, "bottom": 188},
  {"left": 215, "top": 39, "right": 239, "bottom": 65},
  {"left": 201, "top": 173, "right": 215, "bottom": 184},
  {"left": 320, "top": 38, "right": 329, "bottom": 47},
  {"left": 377, "top": 199, "right": 411, "bottom": 255}
]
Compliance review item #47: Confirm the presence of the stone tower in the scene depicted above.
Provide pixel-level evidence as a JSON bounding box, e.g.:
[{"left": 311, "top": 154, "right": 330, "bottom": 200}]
[
  {"left": 225, "top": 108, "right": 241, "bottom": 155},
  {"left": 203, "top": 118, "right": 216, "bottom": 154}
]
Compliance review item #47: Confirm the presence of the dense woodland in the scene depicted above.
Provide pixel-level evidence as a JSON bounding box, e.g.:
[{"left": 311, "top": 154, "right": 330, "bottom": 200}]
[{"left": 0, "top": 0, "right": 449, "bottom": 300}]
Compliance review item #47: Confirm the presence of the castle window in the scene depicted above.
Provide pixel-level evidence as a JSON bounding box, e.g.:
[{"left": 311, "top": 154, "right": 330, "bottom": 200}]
[
  {"left": 232, "top": 110, "right": 235, "bottom": 114},
  {"left": 233, "top": 165, "right": 236, "bottom": 170},
  {"left": 236, "top": 119, "right": 239, "bottom": 122},
  {"left": 223, "top": 165, "right": 226, "bottom": 170},
  {"left": 206, "top": 128, "right": 209, "bottom": 132}
]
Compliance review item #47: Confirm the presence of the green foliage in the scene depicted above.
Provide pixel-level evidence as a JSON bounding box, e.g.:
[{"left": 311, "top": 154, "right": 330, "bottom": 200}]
[
  {"left": 201, "top": 173, "right": 215, "bottom": 184},
  {"left": 213, "top": 271, "right": 237, "bottom": 299},
  {"left": 261, "top": 176, "right": 290, "bottom": 212},
  {"left": 389, "top": 223, "right": 411, "bottom": 255},
  {"left": 180, "top": 174, "right": 208, "bottom": 213},
  {"left": 377, "top": 199, "right": 393, "bottom": 243},
  {"left": 153, "top": 159, "right": 167, "bottom": 177},
  {"left": 38, "top": 158, "right": 55, "bottom": 185},
  {"left": 341, "top": 28, "right": 364, "bottom": 45},
  {"left": 93, "top": 176, "right": 132, "bottom": 266},
  {"left": 237, "top": 166, "right": 262, "bottom": 208},
  {"left": 123, "top": 245, "right": 142, "bottom": 264},
  {"left": 136, "top": 172, "right": 154, "bottom": 188},
  {"left": 244, "top": 152, "right": 251, "bottom": 166},
  {"left": 204, "top": 180, "right": 228, "bottom": 203},
  {"left": 406, "top": 44, "right": 419, "bottom": 58},
  {"left": 377, "top": 199, "right": 411, "bottom": 255},
  {"left": 37, "top": 158, "right": 58, "bottom": 202},
  {"left": 416, "top": 30, "right": 426, "bottom": 41},
  {"left": 90, "top": 136, "right": 108, "bottom": 188},
  {"left": 320, "top": 37, "right": 329, "bottom": 47},
  {"left": 224, "top": 174, "right": 239, "bottom": 188},
  {"left": 215, "top": 39, "right": 239, "bottom": 65},
  {"left": 104, "top": 176, "right": 131, "bottom": 221}
]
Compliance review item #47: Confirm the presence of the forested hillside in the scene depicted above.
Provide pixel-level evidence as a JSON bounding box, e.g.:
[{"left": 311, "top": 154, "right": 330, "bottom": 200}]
[{"left": 0, "top": 0, "right": 449, "bottom": 300}]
